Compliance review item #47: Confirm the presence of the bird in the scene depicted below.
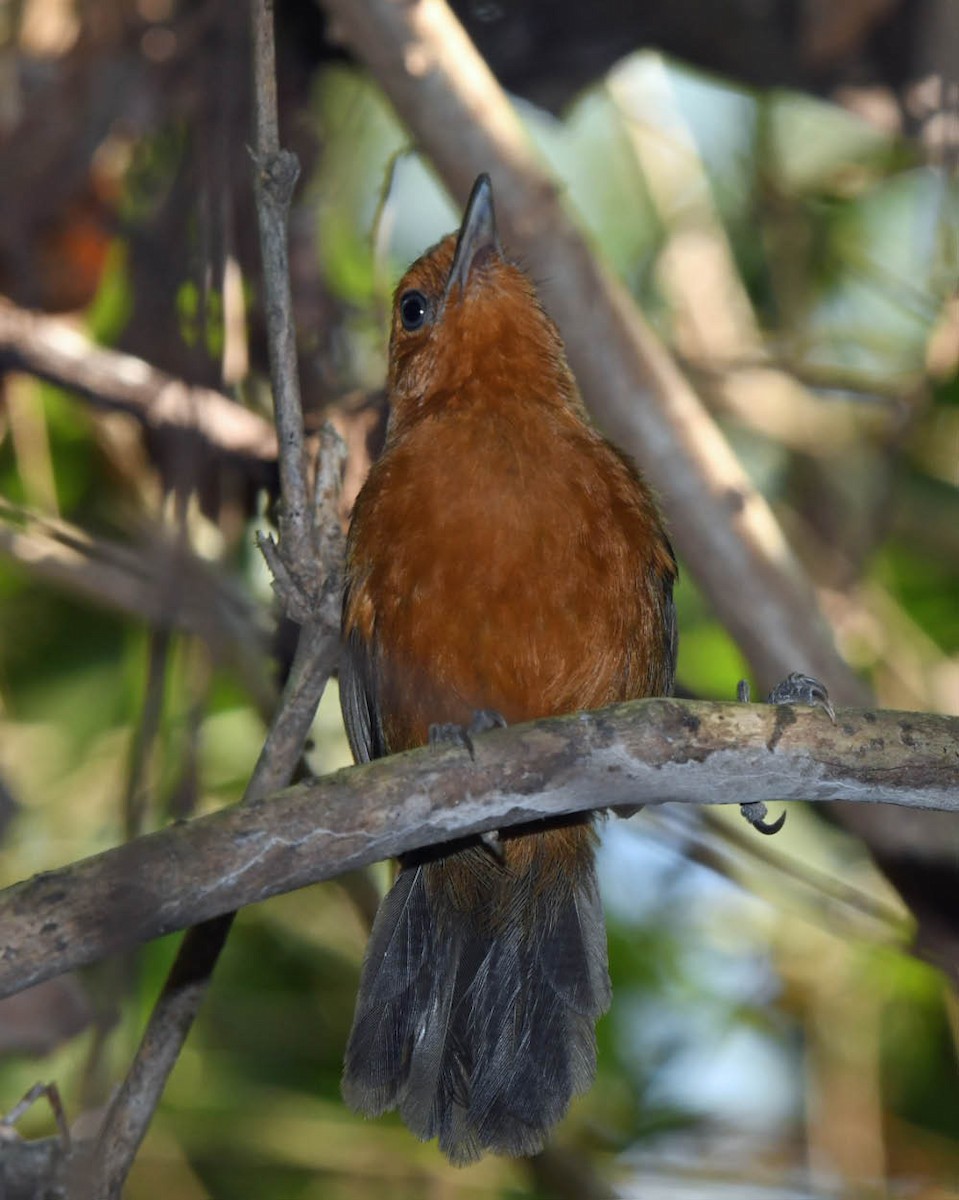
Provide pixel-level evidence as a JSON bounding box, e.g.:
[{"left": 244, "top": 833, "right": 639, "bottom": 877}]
[{"left": 338, "top": 174, "right": 678, "bottom": 1165}]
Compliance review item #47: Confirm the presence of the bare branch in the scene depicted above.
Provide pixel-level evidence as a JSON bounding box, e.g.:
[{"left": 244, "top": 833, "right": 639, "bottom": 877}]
[
  {"left": 71, "top": 915, "right": 234, "bottom": 1199},
  {"left": 0, "top": 298, "right": 277, "bottom": 468},
  {"left": 0, "top": 499, "right": 274, "bottom": 716},
  {"left": 250, "top": 0, "right": 310, "bottom": 573},
  {"left": 79, "top": 620, "right": 338, "bottom": 1199},
  {"left": 122, "top": 631, "right": 172, "bottom": 843},
  {"left": 318, "top": 0, "right": 866, "bottom": 704},
  {"left": 3, "top": 699, "right": 956, "bottom": 1005}
]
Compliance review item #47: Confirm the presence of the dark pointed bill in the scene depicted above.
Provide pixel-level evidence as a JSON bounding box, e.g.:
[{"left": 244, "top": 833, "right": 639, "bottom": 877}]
[{"left": 445, "top": 174, "right": 501, "bottom": 299}]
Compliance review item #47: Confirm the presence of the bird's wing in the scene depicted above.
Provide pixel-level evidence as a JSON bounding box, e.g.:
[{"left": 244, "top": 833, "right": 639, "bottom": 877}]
[
  {"left": 658, "top": 547, "right": 679, "bottom": 696},
  {"left": 340, "top": 588, "right": 390, "bottom": 764}
]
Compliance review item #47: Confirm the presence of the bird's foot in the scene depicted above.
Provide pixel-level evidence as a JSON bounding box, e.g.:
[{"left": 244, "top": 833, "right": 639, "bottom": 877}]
[
  {"left": 735, "top": 672, "right": 834, "bottom": 835},
  {"left": 738, "top": 800, "right": 787, "bottom": 836},
  {"left": 428, "top": 708, "right": 507, "bottom": 758},
  {"left": 764, "top": 671, "right": 836, "bottom": 722},
  {"left": 429, "top": 710, "right": 508, "bottom": 861},
  {"left": 737, "top": 672, "right": 835, "bottom": 721}
]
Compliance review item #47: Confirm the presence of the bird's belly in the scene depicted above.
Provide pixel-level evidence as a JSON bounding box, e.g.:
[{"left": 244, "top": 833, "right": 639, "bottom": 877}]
[{"left": 373, "top": 511, "right": 631, "bottom": 750}]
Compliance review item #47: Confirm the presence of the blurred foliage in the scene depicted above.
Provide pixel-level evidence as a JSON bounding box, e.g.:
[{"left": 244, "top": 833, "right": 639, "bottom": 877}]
[{"left": 0, "top": 7, "right": 958, "bottom": 1200}]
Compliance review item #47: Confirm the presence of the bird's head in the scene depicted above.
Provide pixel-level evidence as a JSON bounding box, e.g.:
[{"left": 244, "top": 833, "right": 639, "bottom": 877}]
[{"left": 385, "top": 175, "right": 576, "bottom": 431}]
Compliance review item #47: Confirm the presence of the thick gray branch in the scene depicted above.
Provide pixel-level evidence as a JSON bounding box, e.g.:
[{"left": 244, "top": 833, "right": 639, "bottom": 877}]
[{"left": 2, "top": 700, "right": 955, "bottom": 1002}]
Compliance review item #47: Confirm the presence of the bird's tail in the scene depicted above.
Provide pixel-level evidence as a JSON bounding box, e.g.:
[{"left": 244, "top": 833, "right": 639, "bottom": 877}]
[{"left": 341, "top": 822, "right": 611, "bottom": 1165}]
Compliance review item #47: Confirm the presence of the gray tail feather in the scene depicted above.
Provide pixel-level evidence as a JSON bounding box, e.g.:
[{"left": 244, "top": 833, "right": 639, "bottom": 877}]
[{"left": 341, "top": 849, "right": 611, "bottom": 1165}]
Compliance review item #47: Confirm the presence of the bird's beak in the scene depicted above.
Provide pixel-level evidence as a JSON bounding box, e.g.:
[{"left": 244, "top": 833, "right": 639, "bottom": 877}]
[{"left": 445, "top": 174, "right": 501, "bottom": 300}]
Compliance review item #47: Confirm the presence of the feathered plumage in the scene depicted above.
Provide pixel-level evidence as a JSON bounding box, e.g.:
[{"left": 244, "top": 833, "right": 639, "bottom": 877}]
[{"left": 340, "top": 175, "right": 676, "bottom": 1163}]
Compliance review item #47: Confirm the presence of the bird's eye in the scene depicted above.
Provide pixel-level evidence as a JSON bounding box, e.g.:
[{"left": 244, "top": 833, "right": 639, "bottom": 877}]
[{"left": 399, "top": 290, "right": 429, "bottom": 331}]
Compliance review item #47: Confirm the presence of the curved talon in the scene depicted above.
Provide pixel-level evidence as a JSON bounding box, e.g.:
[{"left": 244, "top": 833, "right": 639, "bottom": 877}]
[
  {"left": 740, "top": 800, "right": 787, "bottom": 836},
  {"left": 766, "top": 672, "right": 836, "bottom": 723},
  {"left": 428, "top": 710, "right": 508, "bottom": 761},
  {"left": 429, "top": 722, "right": 475, "bottom": 756},
  {"left": 753, "top": 810, "right": 787, "bottom": 836},
  {"left": 736, "top": 679, "right": 751, "bottom": 703},
  {"left": 469, "top": 709, "right": 507, "bottom": 735}
]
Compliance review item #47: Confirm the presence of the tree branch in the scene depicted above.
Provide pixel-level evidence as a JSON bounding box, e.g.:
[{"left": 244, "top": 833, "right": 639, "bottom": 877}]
[
  {"left": 68, "top": 914, "right": 233, "bottom": 1198},
  {"left": 4, "top": 699, "right": 956, "bottom": 1004},
  {"left": 78, "top": 619, "right": 339, "bottom": 1198},
  {"left": 0, "top": 297, "right": 277, "bottom": 469},
  {"left": 0, "top": 499, "right": 274, "bottom": 715},
  {"left": 249, "top": 0, "right": 313, "bottom": 590}
]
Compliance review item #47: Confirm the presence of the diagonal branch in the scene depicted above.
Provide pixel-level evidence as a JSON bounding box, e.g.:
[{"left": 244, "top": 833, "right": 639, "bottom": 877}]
[
  {"left": 0, "top": 297, "right": 277, "bottom": 469},
  {"left": 0, "top": 499, "right": 274, "bottom": 714},
  {"left": 317, "top": 0, "right": 866, "bottom": 706},
  {"left": 4, "top": 699, "right": 957, "bottom": 1006}
]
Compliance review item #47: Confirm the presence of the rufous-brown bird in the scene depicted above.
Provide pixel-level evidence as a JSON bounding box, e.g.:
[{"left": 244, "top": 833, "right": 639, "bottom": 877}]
[{"left": 339, "top": 175, "right": 677, "bottom": 1165}]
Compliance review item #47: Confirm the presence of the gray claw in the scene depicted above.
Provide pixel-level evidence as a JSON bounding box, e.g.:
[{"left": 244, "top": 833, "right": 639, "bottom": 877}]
[
  {"left": 428, "top": 710, "right": 508, "bottom": 760},
  {"left": 737, "top": 675, "right": 825, "bottom": 835},
  {"left": 740, "top": 800, "right": 786, "bottom": 836},
  {"left": 766, "top": 672, "right": 836, "bottom": 723},
  {"left": 469, "top": 709, "right": 508, "bottom": 736},
  {"left": 428, "top": 722, "right": 475, "bottom": 755}
]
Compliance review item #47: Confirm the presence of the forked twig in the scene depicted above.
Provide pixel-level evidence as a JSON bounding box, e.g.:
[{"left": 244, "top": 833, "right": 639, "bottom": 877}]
[{"left": 70, "top": 2, "right": 344, "bottom": 1194}]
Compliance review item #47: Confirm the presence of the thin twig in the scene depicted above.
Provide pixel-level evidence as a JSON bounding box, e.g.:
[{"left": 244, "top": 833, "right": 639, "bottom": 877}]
[
  {"left": 5, "top": 699, "right": 958, "bottom": 1007},
  {"left": 1, "top": 1082, "right": 71, "bottom": 1151},
  {"left": 71, "top": 3, "right": 345, "bottom": 1192},
  {"left": 0, "top": 499, "right": 274, "bottom": 717},
  {"left": 68, "top": 916, "right": 234, "bottom": 1199},
  {"left": 122, "top": 631, "right": 171, "bottom": 843},
  {"left": 250, "top": 0, "right": 311, "bottom": 575}
]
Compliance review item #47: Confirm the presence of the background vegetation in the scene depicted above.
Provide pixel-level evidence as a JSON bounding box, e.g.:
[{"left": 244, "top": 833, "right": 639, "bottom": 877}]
[{"left": 0, "top": 0, "right": 957, "bottom": 1196}]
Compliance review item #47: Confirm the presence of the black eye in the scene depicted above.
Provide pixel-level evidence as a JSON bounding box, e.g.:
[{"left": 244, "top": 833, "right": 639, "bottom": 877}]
[{"left": 399, "top": 290, "right": 429, "bottom": 331}]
